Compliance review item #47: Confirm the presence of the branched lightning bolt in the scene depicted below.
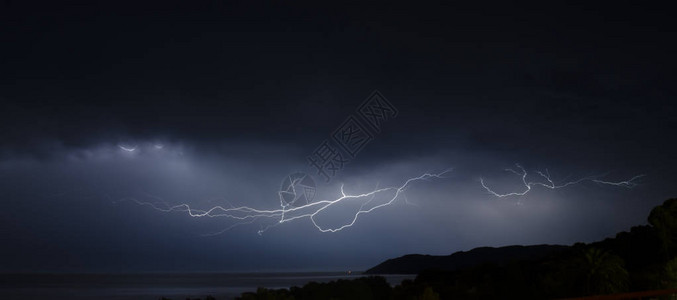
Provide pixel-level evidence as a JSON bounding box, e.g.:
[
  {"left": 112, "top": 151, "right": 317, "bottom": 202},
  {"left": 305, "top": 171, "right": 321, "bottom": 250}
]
[
  {"left": 124, "top": 169, "right": 452, "bottom": 235},
  {"left": 480, "top": 164, "right": 644, "bottom": 198}
]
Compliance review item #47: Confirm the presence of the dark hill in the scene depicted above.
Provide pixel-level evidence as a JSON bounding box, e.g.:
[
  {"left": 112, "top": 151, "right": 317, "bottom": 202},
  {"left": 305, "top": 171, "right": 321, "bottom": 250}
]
[{"left": 365, "top": 244, "right": 569, "bottom": 274}]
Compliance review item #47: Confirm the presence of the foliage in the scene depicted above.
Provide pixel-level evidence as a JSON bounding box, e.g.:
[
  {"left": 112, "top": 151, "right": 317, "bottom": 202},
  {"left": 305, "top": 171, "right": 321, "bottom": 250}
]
[
  {"left": 649, "top": 198, "right": 677, "bottom": 259},
  {"left": 230, "top": 198, "right": 677, "bottom": 300},
  {"left": 236, "top": 276, "right": 391, "bottom": 300},
  {"left": 581, "top": 248, "right": 628, "bottom": 294},
  {"left": 664, "top": 257, "right": 677, "bottom": 289},
  {"left": 416, "top": 286, "right": 439, "bottom": 300}
]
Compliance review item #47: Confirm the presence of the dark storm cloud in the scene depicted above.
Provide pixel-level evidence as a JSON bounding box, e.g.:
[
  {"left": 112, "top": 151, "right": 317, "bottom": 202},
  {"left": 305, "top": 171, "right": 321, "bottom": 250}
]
[
  {"left": 2, "top": 1, "right": 673, "bottom": 157},
  {"left": 0, "top": 1, "right": 676, "bottom": 272}
]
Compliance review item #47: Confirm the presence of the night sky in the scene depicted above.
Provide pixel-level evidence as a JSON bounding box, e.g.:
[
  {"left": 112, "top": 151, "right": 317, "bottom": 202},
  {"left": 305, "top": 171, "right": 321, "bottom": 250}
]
[{"left": 1, "top": 1, "right": 676, "bottom": 273}]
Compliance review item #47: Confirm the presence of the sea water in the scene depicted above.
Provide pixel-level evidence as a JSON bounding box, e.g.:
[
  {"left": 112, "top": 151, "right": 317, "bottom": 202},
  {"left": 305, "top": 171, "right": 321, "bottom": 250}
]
[{"left": 0, "top": 272, "right": 415, "bottom": 299}]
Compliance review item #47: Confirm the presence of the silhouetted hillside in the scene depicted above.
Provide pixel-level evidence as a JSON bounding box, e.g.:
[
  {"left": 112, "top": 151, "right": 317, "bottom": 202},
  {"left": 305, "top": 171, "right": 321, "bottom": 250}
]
[
  {"left": 232, "top": 198, "right": 676, "bottom": 299},
  {"left": 357, "top": 198, "right": 677, "bottom": 299},
  {"left": 365, "top": 244, "right": 569, "bottom": 274}
]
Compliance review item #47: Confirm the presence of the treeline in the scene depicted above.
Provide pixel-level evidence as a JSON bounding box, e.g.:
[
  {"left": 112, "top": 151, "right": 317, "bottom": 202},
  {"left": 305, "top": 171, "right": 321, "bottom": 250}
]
[
  {"left": 238, "top": 198, "right": 677, "bottom": 299},
  {"left": 166, "top": 198, "right": 677, "bottom": 299},
  {"left": 236, "top": 276, "right": 450, "bottom": 300},
  {"left": 399, "top": 198, "right": 677, "bottom": 299},
  {"left": 237, "top": 276, "right": 394, "bottom": 300}
]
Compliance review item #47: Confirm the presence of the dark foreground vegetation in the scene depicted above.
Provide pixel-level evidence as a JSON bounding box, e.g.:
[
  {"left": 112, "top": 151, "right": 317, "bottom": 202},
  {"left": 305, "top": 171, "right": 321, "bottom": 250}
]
[{"left": 164, "top": 198, "right": 677, "bottom": 299}]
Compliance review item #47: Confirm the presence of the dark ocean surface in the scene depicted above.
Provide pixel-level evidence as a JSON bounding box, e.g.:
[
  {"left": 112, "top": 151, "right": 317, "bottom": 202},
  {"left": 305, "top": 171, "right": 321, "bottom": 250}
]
[{"left": 0, "top": 272, "right": 415, "bottom": 299}]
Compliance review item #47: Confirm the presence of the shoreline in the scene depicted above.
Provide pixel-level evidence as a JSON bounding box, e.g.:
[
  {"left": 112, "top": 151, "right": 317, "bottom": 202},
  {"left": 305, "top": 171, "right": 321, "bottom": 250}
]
[{"left": 0, "top": 272, "right": 416, "bottom": 300}]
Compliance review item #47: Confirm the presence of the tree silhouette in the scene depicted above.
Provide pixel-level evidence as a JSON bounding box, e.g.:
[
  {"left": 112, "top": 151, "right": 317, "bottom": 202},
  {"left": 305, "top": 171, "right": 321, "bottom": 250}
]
[
  {"left": 582, "top": 247, "right": 629, "bottom": 295},
  {"left": 649, "top": 198, "right": 677, "bottom": 260},
  {"left": 664, "top": 257, "right": 677, "bottom": 289},
  {"left": 416, "top": 286, "right": 440, "bottom": 300}
]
